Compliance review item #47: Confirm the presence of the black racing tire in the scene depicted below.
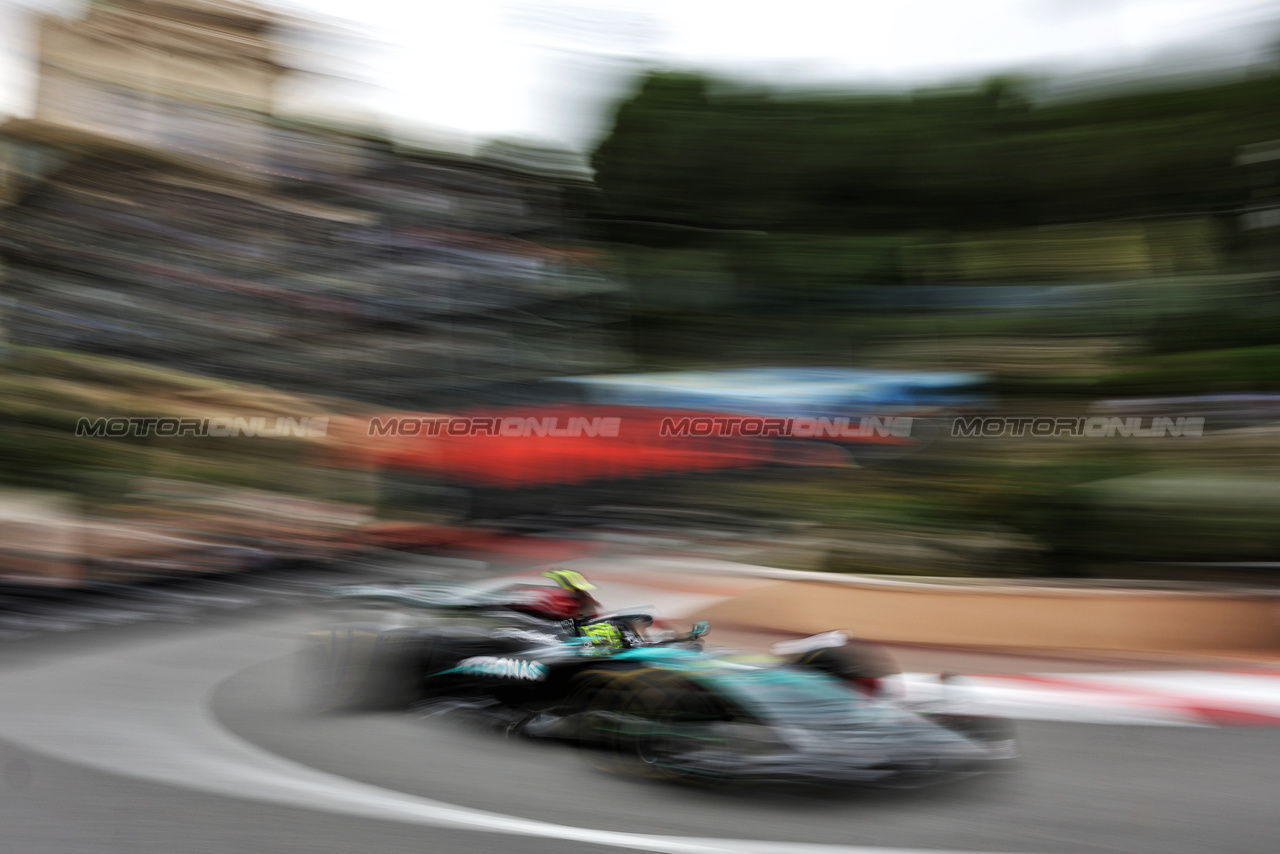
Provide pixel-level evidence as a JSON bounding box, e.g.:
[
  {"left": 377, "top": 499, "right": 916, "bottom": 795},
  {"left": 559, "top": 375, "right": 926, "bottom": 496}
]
[
  {"left": 302, "top": 627, "right": 426, "bottom": 712},
  {"left": 568, "top": 668, "right": 735, "bottom": 785},
  {"left": 787, "top": 639, "right": 899, "bottom": 685}
]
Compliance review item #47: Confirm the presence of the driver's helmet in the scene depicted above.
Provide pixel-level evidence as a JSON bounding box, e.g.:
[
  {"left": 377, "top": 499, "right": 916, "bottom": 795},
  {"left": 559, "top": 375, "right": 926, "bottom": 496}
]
[
  {"left": 543, "top": 570, "right": 600, "bottom": 616},
  {"left": 507, "top": 568, "right": 601, "bottom": 621}
]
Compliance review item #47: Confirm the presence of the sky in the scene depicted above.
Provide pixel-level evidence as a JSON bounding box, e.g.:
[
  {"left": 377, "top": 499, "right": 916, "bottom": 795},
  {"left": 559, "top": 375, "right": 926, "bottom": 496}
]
[{"left": 3, "top": 0, "right": 1280, "bottom": 153}]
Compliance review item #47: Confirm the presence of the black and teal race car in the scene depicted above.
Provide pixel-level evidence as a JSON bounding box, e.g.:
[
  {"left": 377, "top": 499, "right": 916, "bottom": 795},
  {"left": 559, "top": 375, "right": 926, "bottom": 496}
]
[{"left": 305, "top": 578, "right": 1017, "bottom": 788}]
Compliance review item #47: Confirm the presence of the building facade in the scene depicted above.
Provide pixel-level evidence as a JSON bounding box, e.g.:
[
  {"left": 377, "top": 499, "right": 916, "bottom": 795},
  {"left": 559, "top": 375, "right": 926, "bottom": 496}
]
[{"left": 0, "top": 0, "right": 622, "bottom": 407}]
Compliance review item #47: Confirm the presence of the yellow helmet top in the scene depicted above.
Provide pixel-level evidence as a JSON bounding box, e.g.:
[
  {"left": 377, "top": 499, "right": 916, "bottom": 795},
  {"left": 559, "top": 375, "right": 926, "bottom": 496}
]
[{"left": 541, "top": 568, "right": 596, "bottom": 591}]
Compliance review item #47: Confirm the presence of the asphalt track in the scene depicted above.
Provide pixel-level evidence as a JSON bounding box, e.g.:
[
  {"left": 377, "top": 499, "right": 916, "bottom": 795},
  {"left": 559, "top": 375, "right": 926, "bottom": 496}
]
[{"left": 1, "top": 608, "right": 1278, "bottom": 854}]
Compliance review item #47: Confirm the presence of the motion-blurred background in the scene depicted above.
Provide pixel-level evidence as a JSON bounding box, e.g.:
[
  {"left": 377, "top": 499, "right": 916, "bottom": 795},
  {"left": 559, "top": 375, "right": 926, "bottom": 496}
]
[{"left": 2, "top": 0, "right": 1280, "bottom": 594}]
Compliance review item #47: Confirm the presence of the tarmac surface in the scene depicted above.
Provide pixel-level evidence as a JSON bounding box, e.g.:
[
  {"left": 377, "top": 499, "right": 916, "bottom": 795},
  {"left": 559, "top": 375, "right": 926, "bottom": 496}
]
[{"left": 1, "top": 597, "right": 1278, "bottom": 854}]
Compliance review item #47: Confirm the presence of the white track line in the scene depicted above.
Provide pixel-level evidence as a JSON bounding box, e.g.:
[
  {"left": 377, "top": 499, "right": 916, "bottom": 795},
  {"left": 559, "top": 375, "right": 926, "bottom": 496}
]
[{"left": 0, "top": 622, "right": 1042, "bottom": 854}]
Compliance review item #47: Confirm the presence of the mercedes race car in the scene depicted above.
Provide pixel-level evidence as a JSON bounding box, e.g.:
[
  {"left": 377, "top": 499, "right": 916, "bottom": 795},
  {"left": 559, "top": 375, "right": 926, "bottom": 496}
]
[{"left": 304, "top": 572, "right": 1017, "bottom": 788}]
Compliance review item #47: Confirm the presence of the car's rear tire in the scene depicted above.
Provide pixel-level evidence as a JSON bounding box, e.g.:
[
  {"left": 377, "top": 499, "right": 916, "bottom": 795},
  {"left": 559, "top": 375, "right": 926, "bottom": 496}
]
[{"left": 302, "top": 627, "right": 425, "bottom": 712}]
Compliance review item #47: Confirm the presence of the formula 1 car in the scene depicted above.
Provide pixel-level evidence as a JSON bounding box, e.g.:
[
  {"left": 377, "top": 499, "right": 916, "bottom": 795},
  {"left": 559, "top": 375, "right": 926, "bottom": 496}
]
[{"left": 304, "top": 576, "right": 1017, "bottom": 788}]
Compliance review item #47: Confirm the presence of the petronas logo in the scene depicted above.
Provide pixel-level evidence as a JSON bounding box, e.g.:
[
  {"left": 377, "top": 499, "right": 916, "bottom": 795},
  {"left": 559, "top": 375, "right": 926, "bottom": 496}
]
[{"left": 456, "top": 656, "right": 548, "bottom": 681}]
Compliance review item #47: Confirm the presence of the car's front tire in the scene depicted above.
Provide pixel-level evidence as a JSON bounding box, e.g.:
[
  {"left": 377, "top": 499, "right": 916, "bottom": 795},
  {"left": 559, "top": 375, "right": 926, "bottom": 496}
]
[{"left": 786, "top": 638, "right": 898, "bottom": 694}]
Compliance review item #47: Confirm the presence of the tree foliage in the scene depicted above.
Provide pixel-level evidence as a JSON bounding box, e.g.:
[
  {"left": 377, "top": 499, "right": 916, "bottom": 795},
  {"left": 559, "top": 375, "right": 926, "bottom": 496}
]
[{"left": 590, "top": 70, "right": 1280, "bottom": 244}]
